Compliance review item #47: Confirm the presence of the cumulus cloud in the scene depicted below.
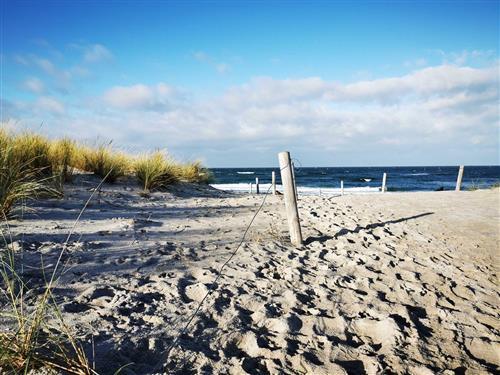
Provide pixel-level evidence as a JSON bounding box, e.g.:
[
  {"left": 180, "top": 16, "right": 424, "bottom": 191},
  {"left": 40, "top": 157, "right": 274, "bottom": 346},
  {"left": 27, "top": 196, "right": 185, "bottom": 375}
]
[
  {"left": 103, "top": 83, "right": 180, "bottom": 111},
  {"left": 99, "top": 63, "right": 498, "bottom": 164},
  {"left": 6, "top": 61, "right": 499, "bottom": 165}
]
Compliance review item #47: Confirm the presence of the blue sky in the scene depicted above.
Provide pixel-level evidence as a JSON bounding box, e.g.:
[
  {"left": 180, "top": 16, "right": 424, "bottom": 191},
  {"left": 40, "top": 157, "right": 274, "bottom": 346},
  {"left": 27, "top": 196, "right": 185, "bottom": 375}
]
[{"left": 2, "top": 0, "right": 499, "bottom": 166}]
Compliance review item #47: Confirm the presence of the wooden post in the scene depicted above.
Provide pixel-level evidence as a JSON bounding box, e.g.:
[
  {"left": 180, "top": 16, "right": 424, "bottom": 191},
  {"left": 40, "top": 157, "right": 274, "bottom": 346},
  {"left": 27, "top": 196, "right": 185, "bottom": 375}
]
[
  {"left": 249, "top": 183, "right": 253, "bottom": 194},
  {"left": 278, "top": 151, "right": 303, "bottom": 246},
  {"left": 256, "top": 177, "right": 260, "bottom": 194},
  {"left": 382, "top": 173, "right": 387, "bottom": 193},
  {"left": 291, "top": 161, "right": 298, "bottom": 198},
  {"left": 455, "top": 165, "right": 464, "bottom": 191},
  {"left": 341, "top": 180, "right": 344, "bottom": 196},
  {"left": 271, "top": 171, "right": 276, "bottom": 195}
]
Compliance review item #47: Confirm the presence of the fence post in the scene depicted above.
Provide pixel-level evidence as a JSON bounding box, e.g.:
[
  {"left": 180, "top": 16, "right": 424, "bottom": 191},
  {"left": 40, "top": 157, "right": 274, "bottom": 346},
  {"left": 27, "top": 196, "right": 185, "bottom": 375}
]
[
  {"left": 278, "top": 152, "right": 303, "bottom": 246},
  {"left": 256, "top": 177, "right": 260, "bottom": 194},
  {"left": 291, "top": 161, "right": 298, "bottom": 198},
  {"left": 382, "top": 173, "right": 387, "bottom": 193},
  {"left": 455, "top": 165, "right": 464, "bottom": 191},
  {"left": 271, "top": 171, "right": 276, "bottom": 195},
  {"left": 249, "top": 183, "right": 253, "bottom": 194},
  {"left": 341, "top": 180, "right": 344, "bottom": 196}
]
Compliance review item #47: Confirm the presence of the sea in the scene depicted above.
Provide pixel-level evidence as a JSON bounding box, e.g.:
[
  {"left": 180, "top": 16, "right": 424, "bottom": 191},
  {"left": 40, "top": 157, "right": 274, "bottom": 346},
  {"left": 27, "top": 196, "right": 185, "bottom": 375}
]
[{"left": 210, "top": 166, "right": 500, "bottom": 195}]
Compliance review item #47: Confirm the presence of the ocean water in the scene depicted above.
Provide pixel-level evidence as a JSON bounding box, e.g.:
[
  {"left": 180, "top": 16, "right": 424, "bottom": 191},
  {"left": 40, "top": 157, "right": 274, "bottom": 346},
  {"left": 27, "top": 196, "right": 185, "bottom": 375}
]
[{"left": 210, "top": 166, "right": 500, "bottom": 195}]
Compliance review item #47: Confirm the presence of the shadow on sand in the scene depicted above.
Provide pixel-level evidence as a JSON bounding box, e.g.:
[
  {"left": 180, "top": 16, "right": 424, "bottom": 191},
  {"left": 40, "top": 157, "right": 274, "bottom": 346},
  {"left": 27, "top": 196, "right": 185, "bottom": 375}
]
[{"left": 304, "top": 212, "right": 434, "bottom": 245}]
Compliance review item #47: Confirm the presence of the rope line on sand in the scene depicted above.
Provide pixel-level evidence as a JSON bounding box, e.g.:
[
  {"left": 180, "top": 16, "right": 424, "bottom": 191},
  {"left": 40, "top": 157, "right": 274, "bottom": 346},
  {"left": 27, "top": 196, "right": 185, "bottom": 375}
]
[{"left": 156, "top": 164, "right": 294, "bottom": 371}]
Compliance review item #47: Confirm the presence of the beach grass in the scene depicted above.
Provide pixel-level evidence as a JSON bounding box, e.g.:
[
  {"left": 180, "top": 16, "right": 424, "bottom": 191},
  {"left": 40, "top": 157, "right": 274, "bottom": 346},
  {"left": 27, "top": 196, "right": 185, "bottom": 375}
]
[
  {"left": 177, "top": 160, "right": 213, "bottom": 184},
  {"left": 0, "top": 130, "right": 59, "bottom": 218},
  {"left": 79, "top": 144, "right": 132, "bottom": 183},
  {"left": 135, "top": 151, "right": 179, "bottom": 193},
  {"left": 49, "top": 137, "right": 78, "bottom": 183},
  {"left": 0, "top": 126, "right": 211, "bottom": 217}
]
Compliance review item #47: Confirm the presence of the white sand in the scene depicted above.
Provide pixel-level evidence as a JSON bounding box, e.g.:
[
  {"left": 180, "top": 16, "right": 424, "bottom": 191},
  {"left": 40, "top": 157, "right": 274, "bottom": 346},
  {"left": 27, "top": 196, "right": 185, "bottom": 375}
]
[{"left": 3, "top": 175, "right": 499, "bottom": 374}]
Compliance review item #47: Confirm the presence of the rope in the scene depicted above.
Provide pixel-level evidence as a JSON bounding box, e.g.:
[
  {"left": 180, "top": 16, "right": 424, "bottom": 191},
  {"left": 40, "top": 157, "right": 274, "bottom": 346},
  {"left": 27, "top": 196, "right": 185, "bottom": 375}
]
[
  {"left": 157, "top": 162, "right": 295, "bottom": 370},
  {"left": 158, "top": 183, "right": 273, "bottom": 369}
]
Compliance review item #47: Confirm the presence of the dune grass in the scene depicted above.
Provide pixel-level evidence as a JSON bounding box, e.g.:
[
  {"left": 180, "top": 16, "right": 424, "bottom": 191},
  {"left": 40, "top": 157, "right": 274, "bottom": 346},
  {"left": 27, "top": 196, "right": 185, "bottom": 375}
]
[
  {"left": 49, "top": 137, "right": 77, "bottom": 184},
  {"left": 0, "top": 126, "right": 211, "bottom": 216},
  {"left": 0, "top": 130, "right": 59, "bottom": 218},
  {"left": 135, "top": 151, "right": 179, "bottom": 193},
  {"left": 11, "top": 132, "right": 53, "bottom": 175},
  {"left": 80, "top": 144, "right": 132, "bottom": 183},
  {"left": 178, "top": 160, "right": 212, "bottom": 184}
]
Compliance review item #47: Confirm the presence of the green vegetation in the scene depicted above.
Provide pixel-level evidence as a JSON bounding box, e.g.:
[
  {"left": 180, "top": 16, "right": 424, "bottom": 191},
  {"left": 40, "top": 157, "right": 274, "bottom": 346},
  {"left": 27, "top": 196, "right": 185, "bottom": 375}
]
[
  {"left": 178, "top": 160, "right": 212, "bottom": 184},
  {"left": 0, "top": 126, "right": 212, "bottom": 217},
  {"left": 135, "top": 151, "right": 179, "bottom": 193},
  {"left": 80, "top": 144, "right": 131, "bottom": 183},
  {"left": 0, "top": 129, "right": 59, "bottom": 218},
  {"left": 49, "top": 137, "right": 77, "bottom": 183}
]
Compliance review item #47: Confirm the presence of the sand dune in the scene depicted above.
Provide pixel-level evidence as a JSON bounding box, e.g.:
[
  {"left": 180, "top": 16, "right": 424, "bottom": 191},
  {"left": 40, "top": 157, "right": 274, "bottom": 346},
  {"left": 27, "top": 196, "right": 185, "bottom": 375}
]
[{"left": 3, "top": 176, "right": 499, "bottom": 374}]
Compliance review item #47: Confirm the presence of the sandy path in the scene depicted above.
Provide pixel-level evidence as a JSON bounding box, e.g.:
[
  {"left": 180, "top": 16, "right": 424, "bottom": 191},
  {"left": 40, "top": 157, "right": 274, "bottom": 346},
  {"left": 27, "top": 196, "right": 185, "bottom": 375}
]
[{"left": 3, "top": 178, "right": 499, "bottom": 374}]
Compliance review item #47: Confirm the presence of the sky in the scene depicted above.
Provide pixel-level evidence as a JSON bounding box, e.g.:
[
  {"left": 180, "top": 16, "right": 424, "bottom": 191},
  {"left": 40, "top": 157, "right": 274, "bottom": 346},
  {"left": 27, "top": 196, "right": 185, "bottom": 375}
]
[{"left": 1, "top": 0, "right": 499, "bottom": 167}]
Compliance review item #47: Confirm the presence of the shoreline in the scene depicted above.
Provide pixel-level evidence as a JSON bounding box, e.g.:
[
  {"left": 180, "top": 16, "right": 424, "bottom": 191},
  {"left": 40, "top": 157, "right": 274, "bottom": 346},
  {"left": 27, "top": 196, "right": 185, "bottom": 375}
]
[{"left": 211, "top": 183, "right": 498, "bottom": 195}]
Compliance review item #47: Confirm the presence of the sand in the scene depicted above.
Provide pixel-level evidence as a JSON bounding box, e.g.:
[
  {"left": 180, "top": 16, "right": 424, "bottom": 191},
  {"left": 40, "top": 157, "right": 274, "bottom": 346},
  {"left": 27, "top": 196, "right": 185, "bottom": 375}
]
[{"left": 2, "top": 175, "right": 499, "bottom": 374}]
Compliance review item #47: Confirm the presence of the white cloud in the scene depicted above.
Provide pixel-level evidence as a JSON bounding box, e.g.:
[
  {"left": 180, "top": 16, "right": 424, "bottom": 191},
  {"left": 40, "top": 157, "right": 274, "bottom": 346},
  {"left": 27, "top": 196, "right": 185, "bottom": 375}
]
[
  {"left": 103, "top": 83, "right": 180, "bottom": 110},
  {"left": 84, "top": 44, "right": 113, "bottom": 63},
  {"left": 7, "top": 60, "right": 499, "bottom": 165},
  {"left": 35, "top": 96, "right": 65, "bottom": 115},
  {"left": 23, "top": 77, "right": 44, "bottom": 94}
]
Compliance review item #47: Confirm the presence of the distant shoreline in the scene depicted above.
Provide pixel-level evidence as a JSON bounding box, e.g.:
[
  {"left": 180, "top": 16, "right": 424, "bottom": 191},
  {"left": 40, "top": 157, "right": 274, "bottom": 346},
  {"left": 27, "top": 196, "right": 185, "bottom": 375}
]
[{"left": 210, "top": 165, "right": 500, "bottom": 193}]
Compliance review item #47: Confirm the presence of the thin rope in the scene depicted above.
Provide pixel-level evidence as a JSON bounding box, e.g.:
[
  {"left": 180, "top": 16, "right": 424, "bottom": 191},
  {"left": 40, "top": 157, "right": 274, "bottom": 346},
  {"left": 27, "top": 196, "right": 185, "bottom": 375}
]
[
  {"left": 159, "top": 184, "right": 273, "bottom": 365},
  {"left": 157, "top": 162, "right": 296, "bottom": 370}
]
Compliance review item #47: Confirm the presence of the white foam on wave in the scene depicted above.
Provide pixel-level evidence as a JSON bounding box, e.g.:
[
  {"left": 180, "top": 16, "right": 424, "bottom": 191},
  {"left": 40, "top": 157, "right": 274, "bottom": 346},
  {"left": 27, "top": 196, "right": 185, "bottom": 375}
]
[{"left": 211, "top": 183, "right": 381, "bottom": 195}]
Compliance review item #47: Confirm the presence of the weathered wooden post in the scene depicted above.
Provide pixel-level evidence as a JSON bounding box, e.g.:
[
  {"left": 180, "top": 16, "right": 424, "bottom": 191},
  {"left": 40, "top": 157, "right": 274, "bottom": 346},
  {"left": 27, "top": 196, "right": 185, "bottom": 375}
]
[
  {"left": 278, "top": 151, "right": 303, "bottom": 246},
  {"left": 341, "top": 180, "right": 344, "bottom": 196},
  {"left": 249, "top": 183, "right": 253, "bottom": 194},
  {"left": 256, "top": 177, "right": 260, "bottom": 194},
  {"left": 291, "top": 161, "right": 298, "bottom": 199},
  {"left": 271, "top": 171, "right": 276, "bottom": 195},
  {"left": 382, "top": 173, "right": 387, "bottom": 193},
  {"left": 455, "top": 165, "right": 464, "bottom": 191}
]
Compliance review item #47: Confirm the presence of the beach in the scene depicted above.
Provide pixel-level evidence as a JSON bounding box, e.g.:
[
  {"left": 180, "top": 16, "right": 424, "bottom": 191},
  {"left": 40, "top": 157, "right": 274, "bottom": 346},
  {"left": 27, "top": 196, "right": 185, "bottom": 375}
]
[{"left": 2, "top": 176, "right": 499, "bottom": 374}]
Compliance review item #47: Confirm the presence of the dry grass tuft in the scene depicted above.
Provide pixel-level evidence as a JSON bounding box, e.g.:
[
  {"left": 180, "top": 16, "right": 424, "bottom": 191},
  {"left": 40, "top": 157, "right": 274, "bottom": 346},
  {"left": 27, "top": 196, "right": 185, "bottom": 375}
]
[
  {"left": 177, "top": 161, "right": 213, "bottom": 183},
  {"left": 80, "top": 144, "right": 131, "bottom": 183},
  {"left": 11, "top": 132, "right": 53, "bottom": 175},
  {"left": 49, "top": 138, "right": 77, "bottom": 183},
  {"left": 135, "top": 151, "right": 179, "bottom": 193},
  {"left": 0, "top": 131, "right": 57, "bottom": 218},
  {"left": 0, "top": 125, "right": 211, "bottom": 215}
]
